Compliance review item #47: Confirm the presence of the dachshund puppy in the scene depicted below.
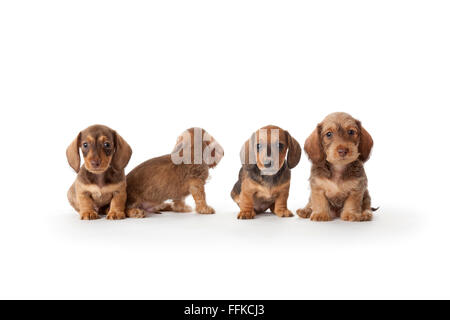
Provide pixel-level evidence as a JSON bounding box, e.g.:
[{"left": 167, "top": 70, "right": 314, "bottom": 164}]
[
  {"left": 231, "top": 125, "right": 301, "bottom": 219},
  {"left": 67, "top": 125, "right": 132, "bottom": 220},
  {"left": 126, "top": 128, "right": 224, "bottom": 218},
  {"left": 297, "top": 112, "right": 375, "bottom": 222}
]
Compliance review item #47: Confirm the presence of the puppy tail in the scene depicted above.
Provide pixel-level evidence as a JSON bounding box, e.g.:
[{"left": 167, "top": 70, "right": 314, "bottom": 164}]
[{"left": 371, "top": 207, "right": 380, "bottom": 212}]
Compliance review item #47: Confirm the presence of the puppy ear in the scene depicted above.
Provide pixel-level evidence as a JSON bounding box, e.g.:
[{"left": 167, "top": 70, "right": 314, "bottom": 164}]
[
  {"left": 304, "top": 124, "right": 324, "bottom": 163},
  {"left": 357, "top": 121, "right": 373, "bottom": 162},
  {"left": 66, "top": 133, "right": 81, "bottom": 173},
  {"left": 285, "top": 131, "right": 301, "bottom": 169},
  {"left": 240, "top": 133, "right": 257, "bottom": 165},
  {"left": 112, "top": 131, "right": 132, "bottom": 170}
]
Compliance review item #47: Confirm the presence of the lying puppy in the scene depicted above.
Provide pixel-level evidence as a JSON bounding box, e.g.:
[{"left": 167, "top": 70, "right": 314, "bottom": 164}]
[
  {"left": 231, "top": 125, "right": 301, "bottom": 219},
  {"left": 126, "top": 128, "right": 224, "bottom": 218},
  {"left": 67, "top": 125, "right": 132, "bottom": 220},
  {"left": 297, "top": 112, "right": 375, "bottom": 222}
]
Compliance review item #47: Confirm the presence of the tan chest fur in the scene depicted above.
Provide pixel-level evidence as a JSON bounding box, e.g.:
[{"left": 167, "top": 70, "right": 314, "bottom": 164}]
[
  {"left": 312, "top": 177, "right": 361, "bottom": 201},
  {"left": 244, "top": 179, "right": 289, "bottom": 202},
  {"left": 76, "top": 181, "right": 125, "bottom": 206}
]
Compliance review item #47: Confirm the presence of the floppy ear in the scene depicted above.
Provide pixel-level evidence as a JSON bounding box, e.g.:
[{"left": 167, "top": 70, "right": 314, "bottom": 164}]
[
  {"left": 66, "top": 133, "right": 81, "bottom": 173},
  {"left": 240, "top": 132, "right": 256, "bottom": 165},
  {"left": 285, "top": 131, "right": 301, "bottom": 169},
  {"left": 112, "top": 131, "right": 132, "bottom": 170},
  {"left": 304, "top": 124, "right": 324, "bottom": 163},
  {"left": 357, "top": 121, "right": 373, "bottom": 162}
]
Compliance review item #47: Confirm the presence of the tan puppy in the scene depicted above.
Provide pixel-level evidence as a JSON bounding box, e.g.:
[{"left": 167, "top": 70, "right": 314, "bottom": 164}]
[
  {"left": 67, "top": 125, "right": 132, "bottom": 220},
  {"left": 126, "top": 128, "right": 224, "bottom": 218},
  {"left": 297, "top": 112, "right": 375, "bottom": 222},
  {"left": 231, "top": 125, "right": 301, "bottom": 219}
]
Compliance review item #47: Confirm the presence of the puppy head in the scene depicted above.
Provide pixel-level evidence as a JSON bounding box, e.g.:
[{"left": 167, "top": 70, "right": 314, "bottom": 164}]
[
  {"left": 240, "top": 125, "right": 301, "bottom": 175},
  {"left": 304, "top": 112, "right": 373, "bottom": 165},
  {"left": 171, "top": 127, "right": 224, "bottom": 168},
  {"left": 66, "top": 125, "right": 132, "bottom": 173}
]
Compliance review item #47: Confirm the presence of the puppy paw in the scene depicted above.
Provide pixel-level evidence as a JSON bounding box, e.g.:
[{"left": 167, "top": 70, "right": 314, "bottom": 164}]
[
  {"left": 80, "top": 210, "right": 99, "bottom": 220},
  {"left": 310, "top": 211, "right": 331, "bottom": 222},
  {"left": 196, "top": 205, "right": 215, "bottom": 214},
  {"left": 237, "top": 210, "right": 256, "bottom": 220},
  {"left": 361, "top": 210, "right": 373, "bottom": 221},
  {"left": 126, "top": 208, "right": 147, "bottom": 218},
  {"left": 297, "top": 207, "right": 312, "bottom": 219},
  {"left": 274, "top": 209, "right": 294, "bottom": 218},
  {"left": 106, "top": 210, "right": 126, "bottom": 220},
  {"left": 341, "top": 211, "right": 366, "bottom": 222}
]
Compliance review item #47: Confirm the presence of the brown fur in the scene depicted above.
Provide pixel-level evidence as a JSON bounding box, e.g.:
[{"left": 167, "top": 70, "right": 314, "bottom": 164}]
[
  {"left": 66, "top": 125, "right": 132, "bottom": 220},
  {"left": 125, "top": 128, "right": 224, "bottom": 217},
  {"left": 297, "top": 112, "right": 375, "bottom": 222},
  {"left": 231, "top": 125, "right": 301, "bottom": 219}
]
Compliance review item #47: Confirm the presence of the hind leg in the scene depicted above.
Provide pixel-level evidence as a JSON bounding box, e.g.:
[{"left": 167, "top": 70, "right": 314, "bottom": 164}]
[
  {"left": 172, "top": 198, "right": 192, "bottom": 213},
  {"left": 360, "top": 190, "right": 373, "bottom": 221}
]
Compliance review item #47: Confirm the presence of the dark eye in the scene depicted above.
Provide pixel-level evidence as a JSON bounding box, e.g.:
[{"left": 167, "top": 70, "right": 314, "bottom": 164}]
[
  {"left": 278, "top": 143, "right": 284, "bottom": 150},
  {"left": 348, "top": 130, "right": 355, "bottom": 136},
  {"left": 103, "top": 142, "right": 111, "bottom": 148},
  {"left": 326, "top": 132, "right": 333, "bottom": 138},
  {"left": 256, "top": 144, "right": 261, "bottom": 151},
  {"left": 82, "top": 142, "right": 88, "bottom": 148}
]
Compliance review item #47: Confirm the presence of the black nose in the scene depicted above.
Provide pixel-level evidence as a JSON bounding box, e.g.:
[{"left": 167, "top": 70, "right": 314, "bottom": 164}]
[
  {"left": 90, "top": 159, "right": 101, "bottom": 168},
  {"left": 338, "top": 148, "right": 349, "bottom": 157},
  {"left": 264, "top": 161, "right": 272, "bottom": 168}
]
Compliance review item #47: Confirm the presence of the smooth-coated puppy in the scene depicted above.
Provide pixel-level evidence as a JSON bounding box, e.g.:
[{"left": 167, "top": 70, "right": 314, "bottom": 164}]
[
  {"left": 297, "top": 112, "right": 375, "bottom": 222},
  {"left": 67, "top": 125, "right": 132, "bottom": 220},
  {"left": 231, "top": 125, "right": 301, "bottom": 219},
  {"left": 126, "top": 128, "right": 224, "bottom": 218}
]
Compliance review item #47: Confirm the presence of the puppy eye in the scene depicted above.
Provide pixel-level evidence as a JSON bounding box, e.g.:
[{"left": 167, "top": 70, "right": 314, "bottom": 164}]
[
  {"left": 82, "top": 142, "right": 88, "bottom": 148},
  {"left": 103, "top": 142, "right": 111, "bottom": 148},
  {"left": 326, "top": 132, "right": 333, "bottom": 138},
  {"left": 256, "top": 144, "right": 261, "bottom": 151},
  {"left": 278, "top": 143, "right": 284, "bottom": 149},
  {"left": 348, "top": 130, "right": 355, "bottom": 136}
]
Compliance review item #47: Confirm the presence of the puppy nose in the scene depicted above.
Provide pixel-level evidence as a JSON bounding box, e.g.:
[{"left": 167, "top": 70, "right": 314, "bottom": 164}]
[
  {"left": 338, "top": 148, "right": 349, "bottom": 157},
  {"left": 264, "top": 160, "right": 272, "bottom": 168},
  {"left": 90, "top": 159, "right": 101, "bottom": 168}
]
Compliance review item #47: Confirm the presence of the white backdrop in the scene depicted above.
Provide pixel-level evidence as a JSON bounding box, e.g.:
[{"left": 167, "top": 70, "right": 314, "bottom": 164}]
[{"left": 1, "top": 1, "right": 449, "bottom": 299}]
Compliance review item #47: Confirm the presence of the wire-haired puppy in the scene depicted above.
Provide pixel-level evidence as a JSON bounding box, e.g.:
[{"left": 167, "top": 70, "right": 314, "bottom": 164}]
[
  {"left": 126, "top": 128, "right": 224, "bottom": 218},
  {"left": 231, "top": 125, "right": 301, "bottom": 219},
  {"left": 66, "top": 125, "right": 132, "bottom": 220},
  {"left": 297, "top": 112, "right": 375, "bottom": 222}
]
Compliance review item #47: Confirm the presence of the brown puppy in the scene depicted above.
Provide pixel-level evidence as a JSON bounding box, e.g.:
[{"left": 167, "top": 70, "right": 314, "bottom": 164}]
[
  {"left": 126, "top": 128, "right": 224, "bottom": 218},
  {"left": 231, "top": 125, "right": 301, "bottom": 219},
  {"left": 67, "top": 125, "right": 132, "bottom": 220},
  {"left": 297, "top": 112, "right": 375, "bottom": 222}
]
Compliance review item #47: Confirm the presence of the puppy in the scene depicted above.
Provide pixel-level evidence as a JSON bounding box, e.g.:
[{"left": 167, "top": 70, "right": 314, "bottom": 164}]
[
  {"left": 231, "top": 125, "right": 301, "bottom": 219},
  {"left": 297, "top": 112, "right": 375, "bottom": 222},
  {"left": 66, "top": 125, "right": 132, "bottom": 220},
  {"left": 126, "top": 128, "right": 224, "bottom": 218}
]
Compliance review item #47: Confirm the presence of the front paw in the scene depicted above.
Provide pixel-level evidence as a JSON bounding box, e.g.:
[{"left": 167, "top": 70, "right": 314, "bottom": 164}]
[
  {"left": 237, "top": 210, "right": 256, "bottom": 220},
  {"left": 274, "top": 209, "right": 294, "bottom": 218},
  {"left": 106, "top": 210, "right": 126, "bottom": 220},
  {"left": 80, "top": 210, "right": 99, "bottom": 220},
  {"left": 310, "top": 211, "right": 331, "bottom": 222},
  {"left": 196, "top": 205, "right": 215, "bottom": 214}
]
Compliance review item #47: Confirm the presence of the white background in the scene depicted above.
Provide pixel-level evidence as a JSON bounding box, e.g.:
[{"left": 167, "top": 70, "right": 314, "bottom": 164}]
[{"left": 0, "top": 1, "right": 449, "bottom": 299}]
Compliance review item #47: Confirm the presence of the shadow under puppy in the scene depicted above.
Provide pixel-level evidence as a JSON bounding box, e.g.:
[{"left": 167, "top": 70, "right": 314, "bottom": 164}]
[
  {"left": 126, "top": 128, "right": 224, "bottom": 218},
  {"left": 297, "top": 112, "right": 376, "bottom": 222},
  {"left": 67, "top": 125, "right": 132, "bottom": 220},
  {"left": 231, "top": 125, "right": 301, "bottom": 219}
]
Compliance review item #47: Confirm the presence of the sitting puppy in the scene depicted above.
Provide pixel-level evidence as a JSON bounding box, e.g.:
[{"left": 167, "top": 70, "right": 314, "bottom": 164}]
[
  {"left": 231, "top": 125, "right": 301, "bottom": 219},
  {"left": 67, "top": 125, "right": 132, "bottom": 220},
  {"left": 126, "top": 128, "right": 224, "bottom": 218},
  {"left": 297, "top": 112, "right": 375, "bottom": 222}
]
